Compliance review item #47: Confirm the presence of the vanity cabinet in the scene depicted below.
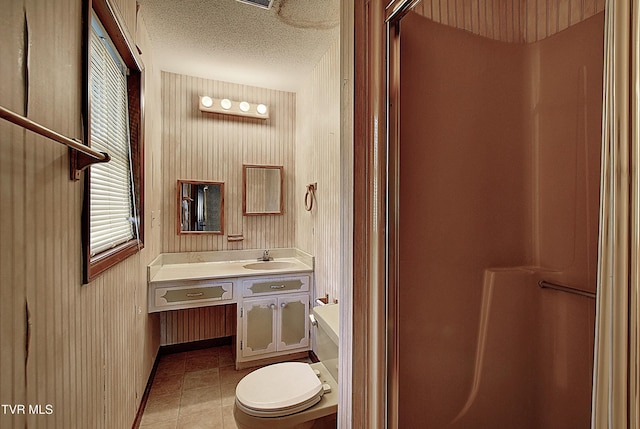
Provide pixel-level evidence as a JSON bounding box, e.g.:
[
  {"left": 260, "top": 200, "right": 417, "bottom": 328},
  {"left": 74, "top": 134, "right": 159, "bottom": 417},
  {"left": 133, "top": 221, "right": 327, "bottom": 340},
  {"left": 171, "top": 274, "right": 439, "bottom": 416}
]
[
  {"left": 239, "top": 275, "right": 311, "bottom": 361},
  {"left": 147, "top": 249, "right": 315, "bottom": 367}
]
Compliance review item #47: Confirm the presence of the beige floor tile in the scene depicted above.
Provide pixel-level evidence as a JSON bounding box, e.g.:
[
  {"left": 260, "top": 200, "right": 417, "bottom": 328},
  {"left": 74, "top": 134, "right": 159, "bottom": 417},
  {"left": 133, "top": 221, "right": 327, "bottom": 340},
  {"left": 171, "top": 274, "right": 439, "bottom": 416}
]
[
  {"left": 219, "top": 366, "right": 254, "bottom": 386},
  {"left": 140, "top": 392, "right": 181, "bottom": 425},
  {"left": 218, "top": 346, "right": 234, "bottom": 367},
  {"left": 180, "top": 385, "right": 222, "bottom": 416},
  {"left": 186, "top": 353, "right": 220, "bottom": 372},
  {"left": 156, "top": 352, "right": 188, "bottom": 376},
  {"left": 140, "top": 419, "right": 177, "bottom": 429},
  {"left": 158, "top": 352, "right": 188, "bottom": 363},
  {"left": 177, "top": 410, "right": 224, "bottom": 429},
  {"left": 149, "top": 372, "right": 184, "bottom": 398},
  {"left": 222, "top": 404, "right": 238, "bottom": 429},
  {"left": 187, "top": 347, "right": 220, "bottom": 359},
  {"left": 183, "top": 368, "right": 220, "bottom": 391},
  {"left": 220, "top": 383, "right": 237, "bottom": 407}
]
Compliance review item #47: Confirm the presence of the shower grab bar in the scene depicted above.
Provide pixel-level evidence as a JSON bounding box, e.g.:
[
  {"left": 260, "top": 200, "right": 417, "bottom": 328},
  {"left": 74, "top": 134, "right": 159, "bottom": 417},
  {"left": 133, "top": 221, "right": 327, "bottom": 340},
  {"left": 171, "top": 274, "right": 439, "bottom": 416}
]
[
  {"left": 538, "top": 280, "right": 596, "bottom": 299},
  {"left": 0, "top": 105, "right": 110, "bottom": 180}
]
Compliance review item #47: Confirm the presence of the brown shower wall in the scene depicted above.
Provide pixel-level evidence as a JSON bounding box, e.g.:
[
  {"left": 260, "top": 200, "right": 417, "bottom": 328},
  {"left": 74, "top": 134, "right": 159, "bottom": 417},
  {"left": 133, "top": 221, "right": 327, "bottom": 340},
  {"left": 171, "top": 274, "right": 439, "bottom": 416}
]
[
  {"left": 527, "top": 14, "right": 603, "bottom": 293},
  {"left": 525, "top": 12, "right": 602, "bottom": 428},
  {"left": 399, "top": 10, "right": 602, "bottom": 429},
  {"left": 399, "top": 13, "right": 531, "bottom": 428}
]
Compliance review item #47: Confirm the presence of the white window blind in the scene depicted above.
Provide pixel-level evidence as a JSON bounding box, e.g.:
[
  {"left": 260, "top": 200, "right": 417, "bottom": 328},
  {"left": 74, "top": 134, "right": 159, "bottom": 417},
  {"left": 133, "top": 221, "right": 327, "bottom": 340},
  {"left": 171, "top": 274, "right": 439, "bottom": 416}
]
[{"left": 89, "top": 17, "right": 136, "bottom": 256}]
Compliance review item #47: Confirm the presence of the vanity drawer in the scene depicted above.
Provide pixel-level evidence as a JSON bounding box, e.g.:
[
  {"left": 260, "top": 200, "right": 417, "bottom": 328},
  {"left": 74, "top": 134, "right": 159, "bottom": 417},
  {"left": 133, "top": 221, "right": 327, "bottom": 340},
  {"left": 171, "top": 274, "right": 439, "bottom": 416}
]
[
  {"left": 154, "top": 281, "right": 233, "bottom": 309},
  {"left": 242, "top": 275, "right": 310, "bottom": 297}
]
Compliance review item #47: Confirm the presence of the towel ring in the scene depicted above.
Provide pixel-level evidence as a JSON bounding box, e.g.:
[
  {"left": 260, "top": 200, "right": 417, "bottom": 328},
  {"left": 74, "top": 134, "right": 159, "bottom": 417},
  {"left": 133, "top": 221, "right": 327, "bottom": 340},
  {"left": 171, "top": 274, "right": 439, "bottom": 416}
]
[{"left": 305, "top": 183, "right": 317, "bottom": 211}]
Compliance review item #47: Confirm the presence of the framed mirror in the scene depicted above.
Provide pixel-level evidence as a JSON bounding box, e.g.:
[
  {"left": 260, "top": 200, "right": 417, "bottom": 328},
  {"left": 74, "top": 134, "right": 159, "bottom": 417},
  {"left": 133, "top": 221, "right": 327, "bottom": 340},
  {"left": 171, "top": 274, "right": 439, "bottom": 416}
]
[
  {"left": 177, "top": 180, "right": 224, "bottom": 234},
  {"left": 243, "top": 165, "right": 284, "bottom": 215}
]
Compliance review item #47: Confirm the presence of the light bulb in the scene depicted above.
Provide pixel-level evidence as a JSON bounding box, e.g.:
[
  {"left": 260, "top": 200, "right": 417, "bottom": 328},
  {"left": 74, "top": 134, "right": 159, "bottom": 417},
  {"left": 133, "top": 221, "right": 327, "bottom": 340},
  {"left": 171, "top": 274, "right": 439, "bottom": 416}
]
[
  {"left": 256, "top": 104, "right": 267, "bottom": 115},
  {"left": 201, "top": 96, "right": 213, "bottom": 108},
  {"left": 239, "top": 101, "right": 250, "bottom": 112},
  {"left": 220, "top": 99, "right": 232, "bottom": 110}
]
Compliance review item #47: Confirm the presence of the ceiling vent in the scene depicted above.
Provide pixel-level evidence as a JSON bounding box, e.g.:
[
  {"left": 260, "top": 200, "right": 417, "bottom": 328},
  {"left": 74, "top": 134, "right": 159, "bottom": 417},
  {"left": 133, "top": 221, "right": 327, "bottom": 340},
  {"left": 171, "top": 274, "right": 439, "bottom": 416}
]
[{"left": 235, "top": 0, "right": 274, "bottom": 9}]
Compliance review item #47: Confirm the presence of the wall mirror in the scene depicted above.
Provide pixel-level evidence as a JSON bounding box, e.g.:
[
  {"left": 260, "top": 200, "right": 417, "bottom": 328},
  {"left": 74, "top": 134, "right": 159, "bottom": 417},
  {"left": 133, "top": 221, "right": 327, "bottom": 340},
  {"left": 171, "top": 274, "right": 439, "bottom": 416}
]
[
  {"left": 243, "top": 165, "right": 284, "bottom": 215},
  {"left": 177, "top": 180, "right": 224, "bottom": 234}
]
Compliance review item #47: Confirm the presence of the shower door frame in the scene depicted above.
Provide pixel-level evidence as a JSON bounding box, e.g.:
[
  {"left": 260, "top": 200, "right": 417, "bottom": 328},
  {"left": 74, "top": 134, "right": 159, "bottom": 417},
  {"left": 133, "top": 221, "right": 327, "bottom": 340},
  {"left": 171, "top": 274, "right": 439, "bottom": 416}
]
[
  {"left": 384, "top": 1, "right": 422, "bottom": 428},
  {"left": 351, "top": 0, "right": 426, "bottom": 427}
]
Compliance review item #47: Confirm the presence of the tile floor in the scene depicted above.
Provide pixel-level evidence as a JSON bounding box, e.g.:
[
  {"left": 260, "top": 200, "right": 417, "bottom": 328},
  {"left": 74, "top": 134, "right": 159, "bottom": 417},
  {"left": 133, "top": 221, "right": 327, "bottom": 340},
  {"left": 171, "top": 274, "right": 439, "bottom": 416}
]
[{"left": 139, "top": 345, "right": 310, "bottom": 429}]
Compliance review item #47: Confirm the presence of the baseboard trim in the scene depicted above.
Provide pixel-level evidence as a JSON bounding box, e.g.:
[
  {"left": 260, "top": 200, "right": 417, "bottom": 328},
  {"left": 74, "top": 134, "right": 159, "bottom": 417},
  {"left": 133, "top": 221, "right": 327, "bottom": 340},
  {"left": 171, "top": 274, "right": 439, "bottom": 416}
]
[
  {"left": 131, "top": 352, "right": 160, "bottom": 429},
  {"left": 309, "top": 350, "right": 320, "bottom": 363},
  {"left": 159, "top": 336, "right": 233, "bottom": 355}
]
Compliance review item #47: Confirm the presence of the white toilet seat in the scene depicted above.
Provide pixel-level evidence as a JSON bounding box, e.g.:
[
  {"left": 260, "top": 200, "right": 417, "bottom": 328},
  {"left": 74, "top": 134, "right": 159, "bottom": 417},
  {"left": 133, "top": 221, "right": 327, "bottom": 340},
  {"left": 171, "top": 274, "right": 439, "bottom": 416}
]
[{"left": 235, "top": 362, "right": 324, "bottom": 418}]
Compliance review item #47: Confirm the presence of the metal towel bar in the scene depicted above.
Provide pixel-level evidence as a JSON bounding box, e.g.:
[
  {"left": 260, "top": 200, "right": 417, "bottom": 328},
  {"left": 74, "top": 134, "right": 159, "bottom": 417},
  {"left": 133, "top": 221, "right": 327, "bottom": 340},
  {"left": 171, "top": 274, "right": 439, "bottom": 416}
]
[
  {"left": 0, "top": 105, "right": 110, "bottom": 180},
  {"left": 538, "top": 280, "right": 596, "bottom": 299}
]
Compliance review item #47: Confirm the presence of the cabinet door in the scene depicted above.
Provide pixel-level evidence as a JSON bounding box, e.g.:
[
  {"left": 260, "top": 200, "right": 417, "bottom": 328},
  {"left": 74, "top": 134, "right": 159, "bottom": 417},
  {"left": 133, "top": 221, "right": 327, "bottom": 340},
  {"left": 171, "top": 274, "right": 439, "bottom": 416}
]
[
  {"left": 277, "top": 294, "right": 310, "bottom": 351},
  {"left": 242, "top": 297, "right": 277, "bottom": 357}
]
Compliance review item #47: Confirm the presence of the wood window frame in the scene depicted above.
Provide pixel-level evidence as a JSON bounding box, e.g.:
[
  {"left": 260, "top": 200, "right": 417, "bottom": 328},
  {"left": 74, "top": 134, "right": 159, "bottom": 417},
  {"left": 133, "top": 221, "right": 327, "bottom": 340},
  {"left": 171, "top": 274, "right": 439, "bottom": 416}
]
[{"left": 81, "top": 0, "right": 145, "bottom": 284}]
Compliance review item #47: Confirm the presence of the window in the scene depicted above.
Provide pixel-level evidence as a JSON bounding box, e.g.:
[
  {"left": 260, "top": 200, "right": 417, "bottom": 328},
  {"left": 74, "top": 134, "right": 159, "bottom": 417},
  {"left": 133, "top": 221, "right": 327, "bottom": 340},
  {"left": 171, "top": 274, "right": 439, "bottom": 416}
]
[{"left": 83, "top": 1, "right": 144, "bottom": 284}]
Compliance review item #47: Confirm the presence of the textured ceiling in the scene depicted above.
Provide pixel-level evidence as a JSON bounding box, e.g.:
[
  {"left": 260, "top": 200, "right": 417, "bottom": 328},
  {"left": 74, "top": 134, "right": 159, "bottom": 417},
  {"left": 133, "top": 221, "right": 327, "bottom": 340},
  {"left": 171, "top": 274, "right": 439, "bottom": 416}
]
[{"left": 137, "top": 0, "right": 340, "bottom": 92}]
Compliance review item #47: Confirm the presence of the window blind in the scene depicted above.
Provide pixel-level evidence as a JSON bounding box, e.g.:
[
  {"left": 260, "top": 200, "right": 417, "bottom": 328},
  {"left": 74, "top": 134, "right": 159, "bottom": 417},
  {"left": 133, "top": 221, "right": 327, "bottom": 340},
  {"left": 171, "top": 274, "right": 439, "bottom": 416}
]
[{"left": 89, "top": 19, "right": 135, "bottom": 256}]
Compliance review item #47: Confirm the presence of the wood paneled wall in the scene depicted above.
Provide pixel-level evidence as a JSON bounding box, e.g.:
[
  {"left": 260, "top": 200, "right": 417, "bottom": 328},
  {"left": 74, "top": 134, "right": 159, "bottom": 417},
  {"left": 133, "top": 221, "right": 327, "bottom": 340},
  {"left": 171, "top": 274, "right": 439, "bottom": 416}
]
[
  {"left": 160, "top": 73, "right": 297, "bottom": 344},
  {"left": 0, "top": 0, "right": 162, "bottom": 428},
  {"left": 1, "top": 2, "right": 28, "bottom": 427},
  {"left": 160, "top": 42, "right": 344, "bottom": 342},
  {"left": 161, "top": 72, "right": 297, "bottom": 254},
  {"left": 296, "top": 38, "right": 342, "bottom": 304},
  {"left": 339, "top": 1, "right": 355, "bottom": 424},
  {"left": 414, "top": 0, "right": 526, "bottom": 42},
  {"left": 414, "top": 0, "right": 605, "bottom": 43},
  {"left": 160, "top": 305, "right": 236, "bottom": 345},
  {"left": 522, "top": 0, "right": 605, "bottom": 42}
]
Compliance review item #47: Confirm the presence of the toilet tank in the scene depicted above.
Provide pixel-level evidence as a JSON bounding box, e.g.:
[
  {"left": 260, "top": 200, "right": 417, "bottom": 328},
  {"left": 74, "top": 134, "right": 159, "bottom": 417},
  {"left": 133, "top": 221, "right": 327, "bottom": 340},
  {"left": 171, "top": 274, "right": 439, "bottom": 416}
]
[{"left": 313, "top": 303, "right": 339, "bottom": 382}]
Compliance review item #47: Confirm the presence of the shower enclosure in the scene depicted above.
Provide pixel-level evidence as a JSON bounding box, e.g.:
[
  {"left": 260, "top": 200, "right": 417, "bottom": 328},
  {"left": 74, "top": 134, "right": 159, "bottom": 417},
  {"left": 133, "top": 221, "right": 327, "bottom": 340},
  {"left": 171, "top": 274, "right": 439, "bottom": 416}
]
[{"left": 387, "top": 2, "right": 605, "bottom": 428}]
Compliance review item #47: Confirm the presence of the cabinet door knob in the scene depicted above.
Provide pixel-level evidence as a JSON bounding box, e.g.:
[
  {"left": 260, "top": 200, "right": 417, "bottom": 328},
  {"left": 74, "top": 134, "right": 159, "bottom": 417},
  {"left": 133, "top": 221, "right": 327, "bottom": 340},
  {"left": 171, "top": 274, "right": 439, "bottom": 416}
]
[
  {"left": 281, "top": 302, "right": 287, "bottom": 308},
  {"left": 269, "top": 303, "right": 276, "bottom": 310}
]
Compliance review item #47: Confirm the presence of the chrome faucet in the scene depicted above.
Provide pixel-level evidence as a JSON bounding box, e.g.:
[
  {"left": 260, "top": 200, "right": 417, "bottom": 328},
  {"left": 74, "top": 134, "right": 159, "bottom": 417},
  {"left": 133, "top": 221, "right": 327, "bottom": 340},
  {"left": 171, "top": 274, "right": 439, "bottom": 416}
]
[{"left": 260, "top": 249, "right": 272, "bottom": 261}]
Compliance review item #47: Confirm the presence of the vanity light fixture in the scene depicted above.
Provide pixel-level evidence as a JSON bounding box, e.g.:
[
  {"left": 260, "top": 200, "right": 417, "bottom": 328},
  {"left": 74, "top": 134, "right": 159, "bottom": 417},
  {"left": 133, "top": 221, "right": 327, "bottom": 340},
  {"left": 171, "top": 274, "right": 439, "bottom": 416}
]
[{"left": 199, "top": 96, "right": 270, "bottom": 120}]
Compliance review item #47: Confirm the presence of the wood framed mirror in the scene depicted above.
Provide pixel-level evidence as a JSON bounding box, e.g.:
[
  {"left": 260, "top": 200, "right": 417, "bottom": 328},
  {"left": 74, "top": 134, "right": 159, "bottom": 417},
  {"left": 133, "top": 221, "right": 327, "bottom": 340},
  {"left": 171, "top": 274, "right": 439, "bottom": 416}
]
[
  {"left": 177, "top": 180, "right": 224, "bottom": 234},
  {"left": 243, "top": 164, "right": 284, "bottom": 215}
]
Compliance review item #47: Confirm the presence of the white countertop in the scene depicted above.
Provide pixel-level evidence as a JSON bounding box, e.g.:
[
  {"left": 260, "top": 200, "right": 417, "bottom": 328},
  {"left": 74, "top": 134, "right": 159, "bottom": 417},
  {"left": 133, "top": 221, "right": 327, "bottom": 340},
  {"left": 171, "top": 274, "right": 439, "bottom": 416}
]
[{"left": 148, "top": 249, "right": 314, "bottom": 284}]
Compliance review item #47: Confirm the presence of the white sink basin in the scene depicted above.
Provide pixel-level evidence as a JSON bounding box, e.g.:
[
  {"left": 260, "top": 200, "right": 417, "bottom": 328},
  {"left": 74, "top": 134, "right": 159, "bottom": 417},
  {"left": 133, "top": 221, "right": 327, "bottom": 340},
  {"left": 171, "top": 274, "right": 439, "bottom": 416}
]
[{"left": 243, "top": 261, "right": 296, "bottom": 270}]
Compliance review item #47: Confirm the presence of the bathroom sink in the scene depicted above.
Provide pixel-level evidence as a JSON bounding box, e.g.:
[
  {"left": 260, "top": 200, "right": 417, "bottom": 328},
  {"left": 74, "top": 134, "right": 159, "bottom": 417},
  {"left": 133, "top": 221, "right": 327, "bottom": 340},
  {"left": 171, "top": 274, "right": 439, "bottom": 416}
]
[{"left": 243, "top": 261, "right": 296, "bottom": 270}]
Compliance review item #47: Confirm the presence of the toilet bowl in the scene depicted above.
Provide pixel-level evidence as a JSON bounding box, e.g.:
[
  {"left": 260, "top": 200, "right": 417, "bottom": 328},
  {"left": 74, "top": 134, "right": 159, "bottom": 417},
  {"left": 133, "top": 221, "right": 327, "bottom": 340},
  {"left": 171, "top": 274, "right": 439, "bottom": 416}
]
[{"left": 234, "top": 303, "right": 339, "bottom": 429}]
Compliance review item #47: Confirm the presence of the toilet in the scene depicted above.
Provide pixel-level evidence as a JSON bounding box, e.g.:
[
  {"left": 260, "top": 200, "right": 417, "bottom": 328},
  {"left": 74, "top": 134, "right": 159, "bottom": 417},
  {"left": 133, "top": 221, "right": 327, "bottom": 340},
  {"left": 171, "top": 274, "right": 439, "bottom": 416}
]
[{"left": 234, "top": 303, "right": 339, "bottom": 429}]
